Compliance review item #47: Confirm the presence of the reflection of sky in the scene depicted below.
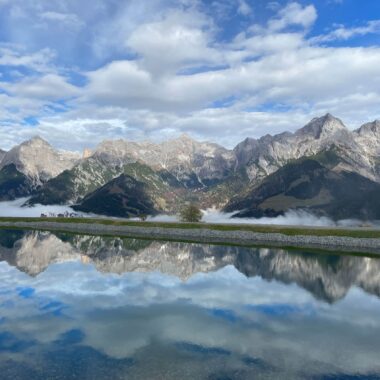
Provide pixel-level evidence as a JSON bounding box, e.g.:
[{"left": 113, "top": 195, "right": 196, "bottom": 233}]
[{"left": 1, "top": 260, "right": 380, "bottom": 379}]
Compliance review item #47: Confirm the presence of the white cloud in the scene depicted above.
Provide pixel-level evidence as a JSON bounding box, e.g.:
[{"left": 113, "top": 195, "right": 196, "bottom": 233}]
[
  {"left": 1, "top": 1, "right": 380, "bottom": 150},
  {"left": 39, "top": 11, "right": 84, "bottom": 29},
  {"left": 126, "top": 10, "right": 218, "bottom": 76},
  {"left": 237, "top": 0, "right": 252, "bottom": 16},
  {"left": 233, "top": 31, "right": 305, "bottom": 56},
  {"left": 90, "top": 0, "right": 175, "bottom": 60},
  {"left": 311, "top": 20, "right": 380, "bottom": 43},
  {"left": 267, "top": 2, "right": 280, "bottom": 11},
  {"left": 2, "top": 73, "right": 80, "bottom": 100},
  {"left": 268, "top": 2, "right": 317, "bottom": 32},
  {"left": 0, "top": 46, "right": 55, "bottom": 73},
  {"left": 83, "top": 43, "right": 380, "bottom": 115}
]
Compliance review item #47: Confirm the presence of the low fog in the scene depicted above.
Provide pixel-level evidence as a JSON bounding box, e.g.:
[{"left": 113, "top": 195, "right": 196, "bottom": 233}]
[
  {"left": 0, "top": 198, "right": 78, "bottom": 218},
  {"left": 0, "top": 199, "right": 378, "bottom": 227},
  {"left": 149, "top": 208, "right": 379, "bottom": 228},
  {"left": 201, "top": 208, "right": 365, "bottom": 227}
]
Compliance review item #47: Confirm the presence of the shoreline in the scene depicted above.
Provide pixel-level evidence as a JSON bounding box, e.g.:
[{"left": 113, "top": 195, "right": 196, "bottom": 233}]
[{"left": 1, "top": 219, "right": 380, "bottom": 255}]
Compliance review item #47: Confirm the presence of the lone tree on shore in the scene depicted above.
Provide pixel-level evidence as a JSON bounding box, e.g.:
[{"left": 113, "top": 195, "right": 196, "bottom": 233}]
[
  {"left": 139, "top": 213, "right": 148, "bottom": 221},
  {"left": 180, "top": 204, "right": 203, "bottom": 223}
]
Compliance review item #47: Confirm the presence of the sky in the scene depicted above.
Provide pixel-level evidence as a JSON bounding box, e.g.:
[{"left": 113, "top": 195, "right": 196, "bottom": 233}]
[{"left": 0, "top": 0, "right": 379, "bottom": 151}]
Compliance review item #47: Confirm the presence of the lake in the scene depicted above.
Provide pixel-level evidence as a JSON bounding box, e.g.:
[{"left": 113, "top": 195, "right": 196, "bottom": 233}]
[{"left": 0, "top": 229, "right": 379, "bottom": 379}]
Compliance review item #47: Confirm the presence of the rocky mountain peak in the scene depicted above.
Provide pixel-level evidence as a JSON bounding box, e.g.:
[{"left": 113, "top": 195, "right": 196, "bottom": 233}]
[
  {"left": 28, "top": 135, "right": 48, "bottom": 144},
  {"left": 162, "top": 133, "right": 196, "bottom": 150},
  {"left": 296, "top": 113, "right": 347, "bottom": 139},
  {"left": 232, "top": 113, "right": 368, "bottom": 183},
  {"left": 242, "top": 137, "right": 257, "bottom": 145},
  {"left": 94, "top": 139, "right": 135, "bottom": 158},
  {"left": 0, "top": 136, "right": 80, "bottom": 183},
  {"left": 92, "top": 134, "right": 235, "bottom": 187},
  {"left": 354, "top": 120, "right": 380, "bottom": 157},
  {"left": 233, "top": 137, "right": 259, "bottom": 166},
  {"left": 356, "top": 120, "right": 380, "bottom": 136},
  {"left": 177, "top": 133, "right": 194, "bottom": 142},
  {"left": 83, "top": 148, "right": 93, "bottom": 159}
]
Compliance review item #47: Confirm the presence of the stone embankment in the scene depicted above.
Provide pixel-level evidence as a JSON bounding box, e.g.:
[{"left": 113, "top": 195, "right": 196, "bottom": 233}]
[{"left": 1, "top": 221, "right": 380, "bottom": 254}]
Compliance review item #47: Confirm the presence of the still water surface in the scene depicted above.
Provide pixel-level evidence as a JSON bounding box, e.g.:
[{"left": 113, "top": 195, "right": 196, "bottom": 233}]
[{"left": 0, "top": 229, "right": 380, "bottom": 379}]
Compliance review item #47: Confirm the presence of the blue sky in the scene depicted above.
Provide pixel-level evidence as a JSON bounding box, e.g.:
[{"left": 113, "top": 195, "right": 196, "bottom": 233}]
[{"left": 0, "top": 0, "right": 379, "bottom": 150}]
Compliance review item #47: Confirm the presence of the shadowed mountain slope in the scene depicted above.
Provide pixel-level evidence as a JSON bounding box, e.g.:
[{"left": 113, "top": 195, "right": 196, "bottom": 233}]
[{"left": 225, "top": 150, "right": 380, "bottom": 220}]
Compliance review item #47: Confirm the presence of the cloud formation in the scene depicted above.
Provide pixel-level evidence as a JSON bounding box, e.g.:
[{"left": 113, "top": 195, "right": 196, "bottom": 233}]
[{"left": 0, "top": 1, "right": 379, "bottom": 150}]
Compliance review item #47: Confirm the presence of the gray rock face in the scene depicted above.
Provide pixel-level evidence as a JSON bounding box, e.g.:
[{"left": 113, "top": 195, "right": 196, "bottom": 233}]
[
  {"left": 233, "top": 114, "right": 380, "bottom": 182},
  {"left": 0, "top": 136, "right": 80, "bottom": 185},
  {"left": 64, "top": 115, "right": 380, "bottom": 189},
  {"left": 39, "top": 134, "right": 237, "bottom": 205},
  {"left": 0, "top": 149, "right": 6, "bottom": 162},
  {"left": 354, "top": 120, "right": 380, "bottom": 159},
  {"left": 40, "top": 134, "right": 237, "bottom": 205},
  {"left": 93, "top": 133, "right": 236, "bottom": 187}
]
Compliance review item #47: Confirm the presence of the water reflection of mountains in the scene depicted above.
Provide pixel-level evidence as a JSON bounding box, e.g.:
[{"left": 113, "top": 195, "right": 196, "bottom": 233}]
[{"left": 1, "top": 229, "right": 380, "bottom": 303}]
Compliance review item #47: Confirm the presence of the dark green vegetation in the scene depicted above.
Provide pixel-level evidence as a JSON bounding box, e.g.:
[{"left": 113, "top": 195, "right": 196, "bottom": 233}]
[
  {"left": 26, "top": 168, "right": 78, "bottom": 205},
  {"left": 73, "top": 174, "right": 157, "bottom": 218},
  {"left": 26, "top": 157, "right": 125, "bottom": 205},
  {"left": 225, "top": 151, "right": 380, "bottom": 220},
  {"left": 180, "top": 204, "right": 203, "bottom": 223},
  {"left": 27, "top": 160, "right": 187, "bottom": 214},
  {"left": 0, "top": 164, "right": 33, "bottom": 201},
  {"left": 1, "top": 217, "right": 380, "bottom": 239}
]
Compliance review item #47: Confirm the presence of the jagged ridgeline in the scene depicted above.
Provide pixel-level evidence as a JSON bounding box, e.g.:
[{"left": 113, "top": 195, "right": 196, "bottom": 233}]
[{"left": 1, "top": 114, "right": 380, "bottom": 219}]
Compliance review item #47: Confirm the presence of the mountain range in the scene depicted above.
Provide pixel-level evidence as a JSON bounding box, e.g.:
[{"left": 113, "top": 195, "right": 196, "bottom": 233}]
[{"left": 1, "top": 114, "right": 380, "bottom": 220}]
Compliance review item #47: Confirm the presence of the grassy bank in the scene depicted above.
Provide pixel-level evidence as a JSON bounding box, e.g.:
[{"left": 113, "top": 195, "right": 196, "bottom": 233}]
[{"left": 1, "top": 217, "right": 380, "bottom": 239}]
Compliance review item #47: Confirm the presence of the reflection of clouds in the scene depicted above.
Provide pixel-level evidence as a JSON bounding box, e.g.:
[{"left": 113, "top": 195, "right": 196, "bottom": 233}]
[
  {"left": 1, "top": 260, "right": 380, "bottom": 376},
  {"left": 1, "top": 231, "right": 380, "bottom": 378},
  {"left": 32, "top": 263, "right": 316, "bottom": 309},
  {"left": 5, "top": 230, "right": 380, "bottom": 304}
]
